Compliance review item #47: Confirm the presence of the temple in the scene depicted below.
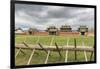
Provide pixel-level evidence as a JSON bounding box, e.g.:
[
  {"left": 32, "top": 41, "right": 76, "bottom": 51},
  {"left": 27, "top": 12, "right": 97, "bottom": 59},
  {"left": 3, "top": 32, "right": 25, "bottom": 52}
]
[
  {"left": 78, "top": 26, "right": 88, "bottom": 35},
  {"left": 60, "top": 25, "right": 72, "bottom": 32},
  {"left": 47, "top": 26, "right": 59, "bottom": 35}
]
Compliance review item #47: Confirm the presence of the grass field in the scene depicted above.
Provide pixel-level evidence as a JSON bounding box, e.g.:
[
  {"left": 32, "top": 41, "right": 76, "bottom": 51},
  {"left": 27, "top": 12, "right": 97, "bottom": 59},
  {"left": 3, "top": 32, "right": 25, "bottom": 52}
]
[{"left": 15, "top": 35, "right": 94, "bottom": 66}]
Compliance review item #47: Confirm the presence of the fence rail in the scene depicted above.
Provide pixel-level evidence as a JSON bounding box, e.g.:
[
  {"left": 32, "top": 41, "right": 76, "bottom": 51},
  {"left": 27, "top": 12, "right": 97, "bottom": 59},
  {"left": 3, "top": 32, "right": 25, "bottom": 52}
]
[{"left": 15, "top": 44, "right": 94, "bottom": 52}]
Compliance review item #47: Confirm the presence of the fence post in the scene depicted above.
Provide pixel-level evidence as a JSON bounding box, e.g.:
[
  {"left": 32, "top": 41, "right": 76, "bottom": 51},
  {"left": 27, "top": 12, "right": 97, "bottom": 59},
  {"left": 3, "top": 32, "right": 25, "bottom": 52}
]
[
  {"left": 90, "top": 46, "right": 94, "bottom": 61},
  {"left": 74, "top": 38, "right": 77, "bottom": 61},
  {"left": 55, "top": 42, "right": 62, "bottom": 59}
]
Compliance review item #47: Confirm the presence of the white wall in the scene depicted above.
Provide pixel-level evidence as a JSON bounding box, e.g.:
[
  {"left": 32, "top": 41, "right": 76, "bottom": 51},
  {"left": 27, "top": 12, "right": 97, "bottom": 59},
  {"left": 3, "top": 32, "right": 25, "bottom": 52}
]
[{"left": 0, "top": 0, "right": 99, "bottom": 69}]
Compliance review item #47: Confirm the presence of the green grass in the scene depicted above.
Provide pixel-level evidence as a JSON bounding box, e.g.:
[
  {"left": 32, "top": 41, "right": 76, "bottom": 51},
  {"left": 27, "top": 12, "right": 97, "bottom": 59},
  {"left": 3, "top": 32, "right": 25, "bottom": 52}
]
[
  {"left": 15, "top": 35, "right": 94, "bottom": 66},
  {"left": 15, "top": 35, "right": 94, "bottom": 46},
  {"left": 47, "top": 51, "right": 65, "bottom": 64}
]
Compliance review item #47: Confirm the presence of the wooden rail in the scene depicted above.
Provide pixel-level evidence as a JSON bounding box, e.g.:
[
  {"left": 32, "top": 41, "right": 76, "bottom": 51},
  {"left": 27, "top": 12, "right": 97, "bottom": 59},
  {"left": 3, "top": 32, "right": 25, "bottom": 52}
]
[{"left": 15, "top": 44, "right": 94, "bottom": 52}]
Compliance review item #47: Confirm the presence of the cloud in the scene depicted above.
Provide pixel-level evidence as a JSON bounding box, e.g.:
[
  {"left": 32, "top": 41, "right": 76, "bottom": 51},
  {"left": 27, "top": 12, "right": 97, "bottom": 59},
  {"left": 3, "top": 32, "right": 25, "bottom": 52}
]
[{"left": 15, "top": 4, "right": 94, "bottom": 30}]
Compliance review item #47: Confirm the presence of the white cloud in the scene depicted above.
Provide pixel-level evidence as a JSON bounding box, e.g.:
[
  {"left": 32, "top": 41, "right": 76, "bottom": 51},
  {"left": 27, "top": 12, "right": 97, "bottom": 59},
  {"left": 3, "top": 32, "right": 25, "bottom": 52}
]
[{"left": 15, "top": 4, "right": 94, "bottom": 30}]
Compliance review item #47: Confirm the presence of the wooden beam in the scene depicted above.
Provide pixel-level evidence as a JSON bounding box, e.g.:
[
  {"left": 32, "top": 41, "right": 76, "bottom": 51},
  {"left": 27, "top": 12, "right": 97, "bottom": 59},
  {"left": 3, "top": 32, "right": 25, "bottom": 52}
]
[
  {"left": 44, "top": 36, "right": 54, "bottom": 64},
  {"left": 27, "top": 36, "right": 40, "bottom": 65},
  {"left": 82, "top": 42, "right": 88, "bottom": 62},
  {"left": 74, "top": 38, "right": 77, "bottom": 61},
  {"left": 65, "top": 38, "right": 69, "bottom": 62},
  {"left": 55, "top": 42, "right": 62, "bottom": 58},
  {"left": 45, "top": 50, "right": 50, "bottom": 64},
  {"left": 90, "top": 46, "right": 94, "bottom": 61},
  {"left": 15, "top": 48, "right": 25, "bottom": 58},
  {"left": 23, "top": 42, "right": 30, "bottom": 48},
  {"left": 19, "top": 48, "right": 26, "bottom": 55},
  {"left": 15, "top": 48, "right": 20, "bottom": 58},
  {"left": 27, "top": 49, "right": 35, "bottom": 65},
  {"left": 23, "top": 42, "right": 39, "bottom": 55},
  {"left": 15, "top": 45, "right": 94, "bottom": 52},
  {"left": 38, "top": 43, "right": 48, "bottom": 54},
  {"left": 90, "top": 51, "right": 93, "bottom": 61}
]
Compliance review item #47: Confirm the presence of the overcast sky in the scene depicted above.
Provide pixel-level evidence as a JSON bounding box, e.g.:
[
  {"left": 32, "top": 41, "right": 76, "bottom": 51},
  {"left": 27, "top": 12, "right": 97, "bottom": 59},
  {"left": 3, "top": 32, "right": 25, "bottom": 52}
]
[{"left": 15, "top": 4, "right": 94, "bottom": 30}]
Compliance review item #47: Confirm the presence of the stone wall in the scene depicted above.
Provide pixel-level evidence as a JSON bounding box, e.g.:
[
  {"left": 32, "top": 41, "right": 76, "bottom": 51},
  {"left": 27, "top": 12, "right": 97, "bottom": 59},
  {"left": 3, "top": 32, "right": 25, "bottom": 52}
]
[{"left": 15, "top": 32, "right": 87, "bottom": 36}]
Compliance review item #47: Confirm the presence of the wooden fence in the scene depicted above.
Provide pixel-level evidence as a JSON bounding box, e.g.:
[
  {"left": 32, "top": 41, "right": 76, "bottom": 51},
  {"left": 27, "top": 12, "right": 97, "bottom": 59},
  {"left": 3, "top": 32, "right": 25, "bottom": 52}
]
[{"left": 15, "top": 38, "right": 94, "bottom": 65}]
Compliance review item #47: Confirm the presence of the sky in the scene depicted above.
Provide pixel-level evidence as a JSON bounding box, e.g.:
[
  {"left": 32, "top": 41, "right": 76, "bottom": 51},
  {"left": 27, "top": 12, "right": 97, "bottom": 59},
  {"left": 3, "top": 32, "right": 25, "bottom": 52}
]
[{"left": 15, "top": 4, "right": 94, "bottom": 31}]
